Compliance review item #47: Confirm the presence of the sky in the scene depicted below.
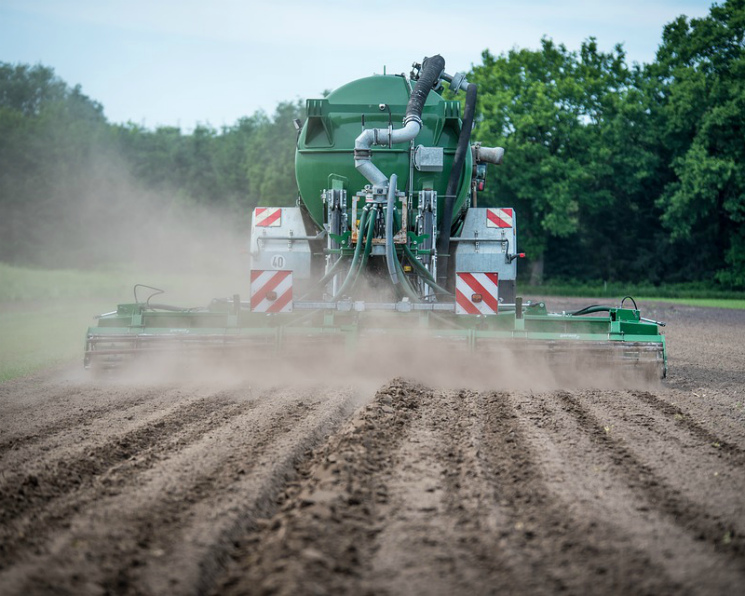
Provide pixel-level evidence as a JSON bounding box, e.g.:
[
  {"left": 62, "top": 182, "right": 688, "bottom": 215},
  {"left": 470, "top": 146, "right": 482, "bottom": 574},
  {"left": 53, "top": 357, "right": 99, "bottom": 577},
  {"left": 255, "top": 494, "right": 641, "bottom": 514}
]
[{"left": 0, "top": 0, "right": 714, "bottom": 131}]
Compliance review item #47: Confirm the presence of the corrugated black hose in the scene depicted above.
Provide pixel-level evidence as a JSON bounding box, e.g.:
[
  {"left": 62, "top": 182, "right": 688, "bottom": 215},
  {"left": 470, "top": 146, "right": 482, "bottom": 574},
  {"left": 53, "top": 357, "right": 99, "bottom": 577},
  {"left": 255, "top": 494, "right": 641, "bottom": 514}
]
[
  {"left": 436, "top": 82, "right": 477, "bottom": 290},
  {"left": 405, "top": 55, "right": 446, "bottom": 124}
]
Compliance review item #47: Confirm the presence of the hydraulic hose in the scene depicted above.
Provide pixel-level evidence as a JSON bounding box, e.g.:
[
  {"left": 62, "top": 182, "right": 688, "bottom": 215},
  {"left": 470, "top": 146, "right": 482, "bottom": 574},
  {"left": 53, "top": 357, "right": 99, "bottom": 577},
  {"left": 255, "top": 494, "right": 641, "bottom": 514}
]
[
  {"left": 436, "top": 82, "right": 478, "bottom": 289},
  {"left": 385, "top": 174, "right": 400, "bottom": 286},
  {"left": 350, "top": 204, "right": 377, "bottom": 292},
  {"left": 394, "top": 252, "right": 421, "bottom": 302},
  {"left": 402, "top": 244, "right": 452, "bottom": 296},
  {"left": 332, "top": 206, "right": 370, "bottom": 300},
  {"left": 569, "top": 305, "right": 612, "bottom": 316},
  {"left": 392, "top": 206, "right": 451, "bottom": 296}
]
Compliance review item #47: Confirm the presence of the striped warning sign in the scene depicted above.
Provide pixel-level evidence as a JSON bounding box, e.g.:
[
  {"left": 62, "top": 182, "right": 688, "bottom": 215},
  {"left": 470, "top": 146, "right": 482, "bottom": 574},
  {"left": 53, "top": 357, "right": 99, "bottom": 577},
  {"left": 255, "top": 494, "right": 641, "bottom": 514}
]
[
  {"left": 455, "top": 272, "right": 499, "bottom": 315},
  {"left": 486, "top": 208, "right": 513, "bottom": 228},
  {"left": 250, "top": 270, "right": 293, "bottom": 313},
  {"left": 254, "top": 207, "right": 282, "bottom": 227}
]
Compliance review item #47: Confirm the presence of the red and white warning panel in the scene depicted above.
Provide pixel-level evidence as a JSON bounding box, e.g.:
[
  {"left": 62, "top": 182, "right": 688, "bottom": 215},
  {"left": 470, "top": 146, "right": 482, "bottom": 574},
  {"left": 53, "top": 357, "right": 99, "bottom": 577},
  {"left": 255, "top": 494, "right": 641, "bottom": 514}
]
[
  {"left": 455, "top": 272, "right": 499, "bottom": 315},
  {"left": 486, "top": 208, "right": 513, "bottom": 228},
  {"left": 250, "top": 270, "right": 293, "bottom": 313},
  {"left": 254, "top": 207, "right": 282, "bottom": 227}
]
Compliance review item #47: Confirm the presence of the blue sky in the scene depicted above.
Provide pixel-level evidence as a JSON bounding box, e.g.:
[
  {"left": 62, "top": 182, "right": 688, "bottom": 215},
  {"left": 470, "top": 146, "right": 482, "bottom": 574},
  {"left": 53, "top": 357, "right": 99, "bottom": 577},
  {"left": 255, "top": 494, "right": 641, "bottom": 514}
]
[{"left": 0, "top": 0, "right": 714, "bottom": 130}]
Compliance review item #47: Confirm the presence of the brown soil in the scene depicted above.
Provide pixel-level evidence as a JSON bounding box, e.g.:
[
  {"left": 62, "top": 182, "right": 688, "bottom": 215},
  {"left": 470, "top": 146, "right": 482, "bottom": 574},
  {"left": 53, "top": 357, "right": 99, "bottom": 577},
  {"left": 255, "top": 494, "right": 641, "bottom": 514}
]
[{"left": 1, "top": 299, "right": 744, "bottom": 595}]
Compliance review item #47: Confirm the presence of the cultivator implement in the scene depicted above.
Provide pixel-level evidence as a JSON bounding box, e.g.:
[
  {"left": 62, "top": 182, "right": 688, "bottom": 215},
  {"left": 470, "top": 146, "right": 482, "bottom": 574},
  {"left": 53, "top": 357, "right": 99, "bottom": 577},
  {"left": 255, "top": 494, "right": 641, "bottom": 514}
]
[{"left": 86, "top": 296, "right": 666, "bottom": 378}]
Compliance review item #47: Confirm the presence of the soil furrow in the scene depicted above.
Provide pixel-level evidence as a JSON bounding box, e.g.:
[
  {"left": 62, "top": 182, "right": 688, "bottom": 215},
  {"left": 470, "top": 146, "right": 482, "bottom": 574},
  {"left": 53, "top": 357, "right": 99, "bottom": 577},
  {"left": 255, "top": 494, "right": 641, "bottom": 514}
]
[
  {"left": 514, "top": 390, "right": 743, "bottom": 593},
  {"left": 558, "top": 391, "right": 745, "bottom": 567},
  {"left": 0, "top": 388, "right": 174, "bottom": 456},
  {"left": 359, "top": 387, "right": 520, "bottom": 595},
  {"left": 415, "top": 389, "right": 525, "bottom": 591},
  {"left": 478, "top": 391, "right": 680, "bottom": 595},
  {"left": 96, "top": 397, "right": 319, "bottom": 596},
  {"left": 152, "top": 388, "right": 362, "bottom": 596},
  {"left": 0, "top": 388, "right": 269, "bottom": 567},
  {"left": 0, "top": 392, "right": 247, "bottom": 525},
  {"left": 0, "top": 386, "right": 212, "bottom": 476},
  {"left": 630, "top": 390, "right": 745, "bottom": 464},
  {"left": 573, "top": 389, "right": 745, "bottom": 543},
  {"left": 3, "top": 386, "right": 363, "bottom": 596},
  {"left": 218, "top": 379, "right": 425, "bottom": 596}
]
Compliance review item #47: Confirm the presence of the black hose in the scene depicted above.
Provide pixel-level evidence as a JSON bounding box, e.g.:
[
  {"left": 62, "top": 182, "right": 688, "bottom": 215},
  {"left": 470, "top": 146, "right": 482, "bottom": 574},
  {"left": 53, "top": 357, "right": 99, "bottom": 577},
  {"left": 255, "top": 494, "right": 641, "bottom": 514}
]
[
  {"left": 569, "top": 305, "right": 611, "bottom": 317},
  {"left": 436, "top": 82, "right": 478, "bottom": 289},
  {"left": 406, "top": 55, "right": 445, "bottom": 125},
  {"left": 620, "top": 296, "right": 639, "bottom": 310}
]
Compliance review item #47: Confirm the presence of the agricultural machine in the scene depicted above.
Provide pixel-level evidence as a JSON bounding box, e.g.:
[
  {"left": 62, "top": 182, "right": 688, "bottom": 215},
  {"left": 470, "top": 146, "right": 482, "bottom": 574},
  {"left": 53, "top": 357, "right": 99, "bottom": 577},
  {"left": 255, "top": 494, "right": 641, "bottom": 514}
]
[{"left": 85, "top": 55, "right": 667, "bottom": 378}]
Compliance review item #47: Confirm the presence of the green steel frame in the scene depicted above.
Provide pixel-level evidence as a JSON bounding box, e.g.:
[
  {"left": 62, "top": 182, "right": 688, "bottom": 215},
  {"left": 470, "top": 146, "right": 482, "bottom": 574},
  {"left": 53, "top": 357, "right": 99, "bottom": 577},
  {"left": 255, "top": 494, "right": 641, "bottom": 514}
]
[{"left": 85, "top": 299, "right": 667, "bottom": 377}]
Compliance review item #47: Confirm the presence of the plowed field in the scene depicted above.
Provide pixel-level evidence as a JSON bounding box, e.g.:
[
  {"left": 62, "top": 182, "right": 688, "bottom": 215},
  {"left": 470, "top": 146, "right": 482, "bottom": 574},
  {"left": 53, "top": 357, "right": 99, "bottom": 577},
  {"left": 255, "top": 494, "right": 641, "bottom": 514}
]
[{"left": 1, "top": 300, "right": 744, "bottom": 595}]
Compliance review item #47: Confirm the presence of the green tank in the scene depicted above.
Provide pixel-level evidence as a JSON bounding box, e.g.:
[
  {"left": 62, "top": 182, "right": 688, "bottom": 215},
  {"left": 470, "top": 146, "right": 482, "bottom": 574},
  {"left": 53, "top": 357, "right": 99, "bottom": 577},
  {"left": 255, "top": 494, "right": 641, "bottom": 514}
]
[{"left": 295, "top": 74, "right": 473, "bottom": 230}]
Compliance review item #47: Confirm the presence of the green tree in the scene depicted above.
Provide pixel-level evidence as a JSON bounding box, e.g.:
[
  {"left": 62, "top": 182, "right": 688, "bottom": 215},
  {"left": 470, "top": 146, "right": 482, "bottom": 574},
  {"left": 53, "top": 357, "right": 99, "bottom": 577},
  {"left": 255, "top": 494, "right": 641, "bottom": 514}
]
[
  {"left": 0, "top": 63, "right": 108, "bottom": 265},
  {"left": 470, "top": 39, "right": 658, "bottom": 283},
  {"left": 244, "top": 100, "right": 303, "bottom": 209},
  {"left": 650, "top": 0, "right": 745, "bottom": 287}
]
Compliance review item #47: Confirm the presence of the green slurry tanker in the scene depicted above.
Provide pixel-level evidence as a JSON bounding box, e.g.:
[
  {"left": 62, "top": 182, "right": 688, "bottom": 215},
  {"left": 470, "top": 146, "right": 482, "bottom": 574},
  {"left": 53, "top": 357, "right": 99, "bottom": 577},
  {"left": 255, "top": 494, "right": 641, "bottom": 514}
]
[{"left": 85, "top": 55, "right": 667, "bottom": 378}]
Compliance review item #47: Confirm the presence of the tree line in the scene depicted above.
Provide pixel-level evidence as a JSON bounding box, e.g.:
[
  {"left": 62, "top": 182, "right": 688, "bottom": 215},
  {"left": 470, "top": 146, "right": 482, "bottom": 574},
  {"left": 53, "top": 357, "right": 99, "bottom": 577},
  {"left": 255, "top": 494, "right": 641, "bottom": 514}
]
[{"left": 0, "top": 0, "right": 743, "bottom": 287}]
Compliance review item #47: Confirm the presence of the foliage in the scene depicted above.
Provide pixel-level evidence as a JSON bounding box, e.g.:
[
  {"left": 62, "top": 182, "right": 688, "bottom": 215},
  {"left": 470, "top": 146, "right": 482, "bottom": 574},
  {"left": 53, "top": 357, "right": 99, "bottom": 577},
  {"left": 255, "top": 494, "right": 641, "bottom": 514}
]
[
  {"left": 521, "top": 279, "right": 745, "bottom": 301},
  {"left": 470, "top": 39, "right": 667, "bottom": 285},
  {"left": 649, "top": 0, "right": 745, "bottom": 287},
  {"left": 0, "top": 64, "right": 301, "bottom": 268},
  {"left": 463, "top": 0, "right": 745, "bottom": 288}
]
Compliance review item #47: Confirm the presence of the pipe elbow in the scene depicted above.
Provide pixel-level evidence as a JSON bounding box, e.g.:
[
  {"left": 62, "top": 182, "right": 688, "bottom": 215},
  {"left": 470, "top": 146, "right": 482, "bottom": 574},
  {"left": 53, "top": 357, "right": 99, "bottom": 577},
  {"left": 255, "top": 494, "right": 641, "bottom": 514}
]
[
  {"left": 355, "top": 160, "right": 388, "bottom": 188},
  {"left": 388, "top": 120, "right": 421, "bottom": 145},
  {"left": 354, "top": 128, "right": 375, "bottom": 153}
]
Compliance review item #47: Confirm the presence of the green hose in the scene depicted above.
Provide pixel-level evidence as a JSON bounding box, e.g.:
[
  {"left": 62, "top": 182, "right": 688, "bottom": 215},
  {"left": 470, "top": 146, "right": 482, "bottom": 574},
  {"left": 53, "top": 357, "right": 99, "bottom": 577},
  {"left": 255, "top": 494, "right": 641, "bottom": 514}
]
[
  {"left": 402, "top": 244, "right": 452, "bottom": 296},
  {"left": 349, "top": 204, "right": 377, "bottom": 292},
  {"left": 296, "top": 243, "right": 350, "bottom": 301},
  {"left": 393, "top": 251, "right": 421, "bottom": 302},
  {"left": 332, "top": 206, "right": 370, "bottom": 300},
  {"left": 392, "top": 209, "right": 451, "bottom": 296}
]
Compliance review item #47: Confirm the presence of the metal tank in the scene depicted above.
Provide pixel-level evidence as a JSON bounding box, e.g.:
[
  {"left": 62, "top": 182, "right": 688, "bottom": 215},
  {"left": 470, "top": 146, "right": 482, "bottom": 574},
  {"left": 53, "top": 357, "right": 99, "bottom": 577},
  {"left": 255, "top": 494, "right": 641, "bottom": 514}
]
[{"left": 295, "top": 72, "right": 472, "bottom": 231}]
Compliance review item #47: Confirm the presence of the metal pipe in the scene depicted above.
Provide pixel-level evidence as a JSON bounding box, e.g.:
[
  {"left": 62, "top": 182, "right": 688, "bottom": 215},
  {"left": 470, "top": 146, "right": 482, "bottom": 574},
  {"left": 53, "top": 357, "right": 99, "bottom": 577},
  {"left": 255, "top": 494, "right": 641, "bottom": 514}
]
[
  {"left": 354, "top": 55, "right": 445, "bottom": 187},
  {"left": 293, "top": 300, "right": 455, "bottom": 312},
  {"left": 297, "top": 253, "right": 348, "bottom": 300},
  {"left": 354, "top": 120, "right": 420, "bottom": 188},
  {"left": 449, "top": 237, "right": 509, "bottom": 243},
  {"left": 255, "top": 230, "right": 326, "bottom": 242},
  {"left": 354, "top": 157, "right": 390, "bottom": 188}
]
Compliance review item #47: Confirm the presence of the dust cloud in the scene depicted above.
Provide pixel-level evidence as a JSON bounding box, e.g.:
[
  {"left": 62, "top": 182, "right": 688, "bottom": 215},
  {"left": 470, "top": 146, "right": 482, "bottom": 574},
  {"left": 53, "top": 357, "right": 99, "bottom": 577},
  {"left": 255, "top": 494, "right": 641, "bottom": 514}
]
[
  {"left": 70, "top": 176, "right": 659, "bottom": 394},
  {"left": 85, "top": 326, "right": 662, "bottom": 395},
  {"left": 20, "top": 146, "right": 250, "bottom": 304}
]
